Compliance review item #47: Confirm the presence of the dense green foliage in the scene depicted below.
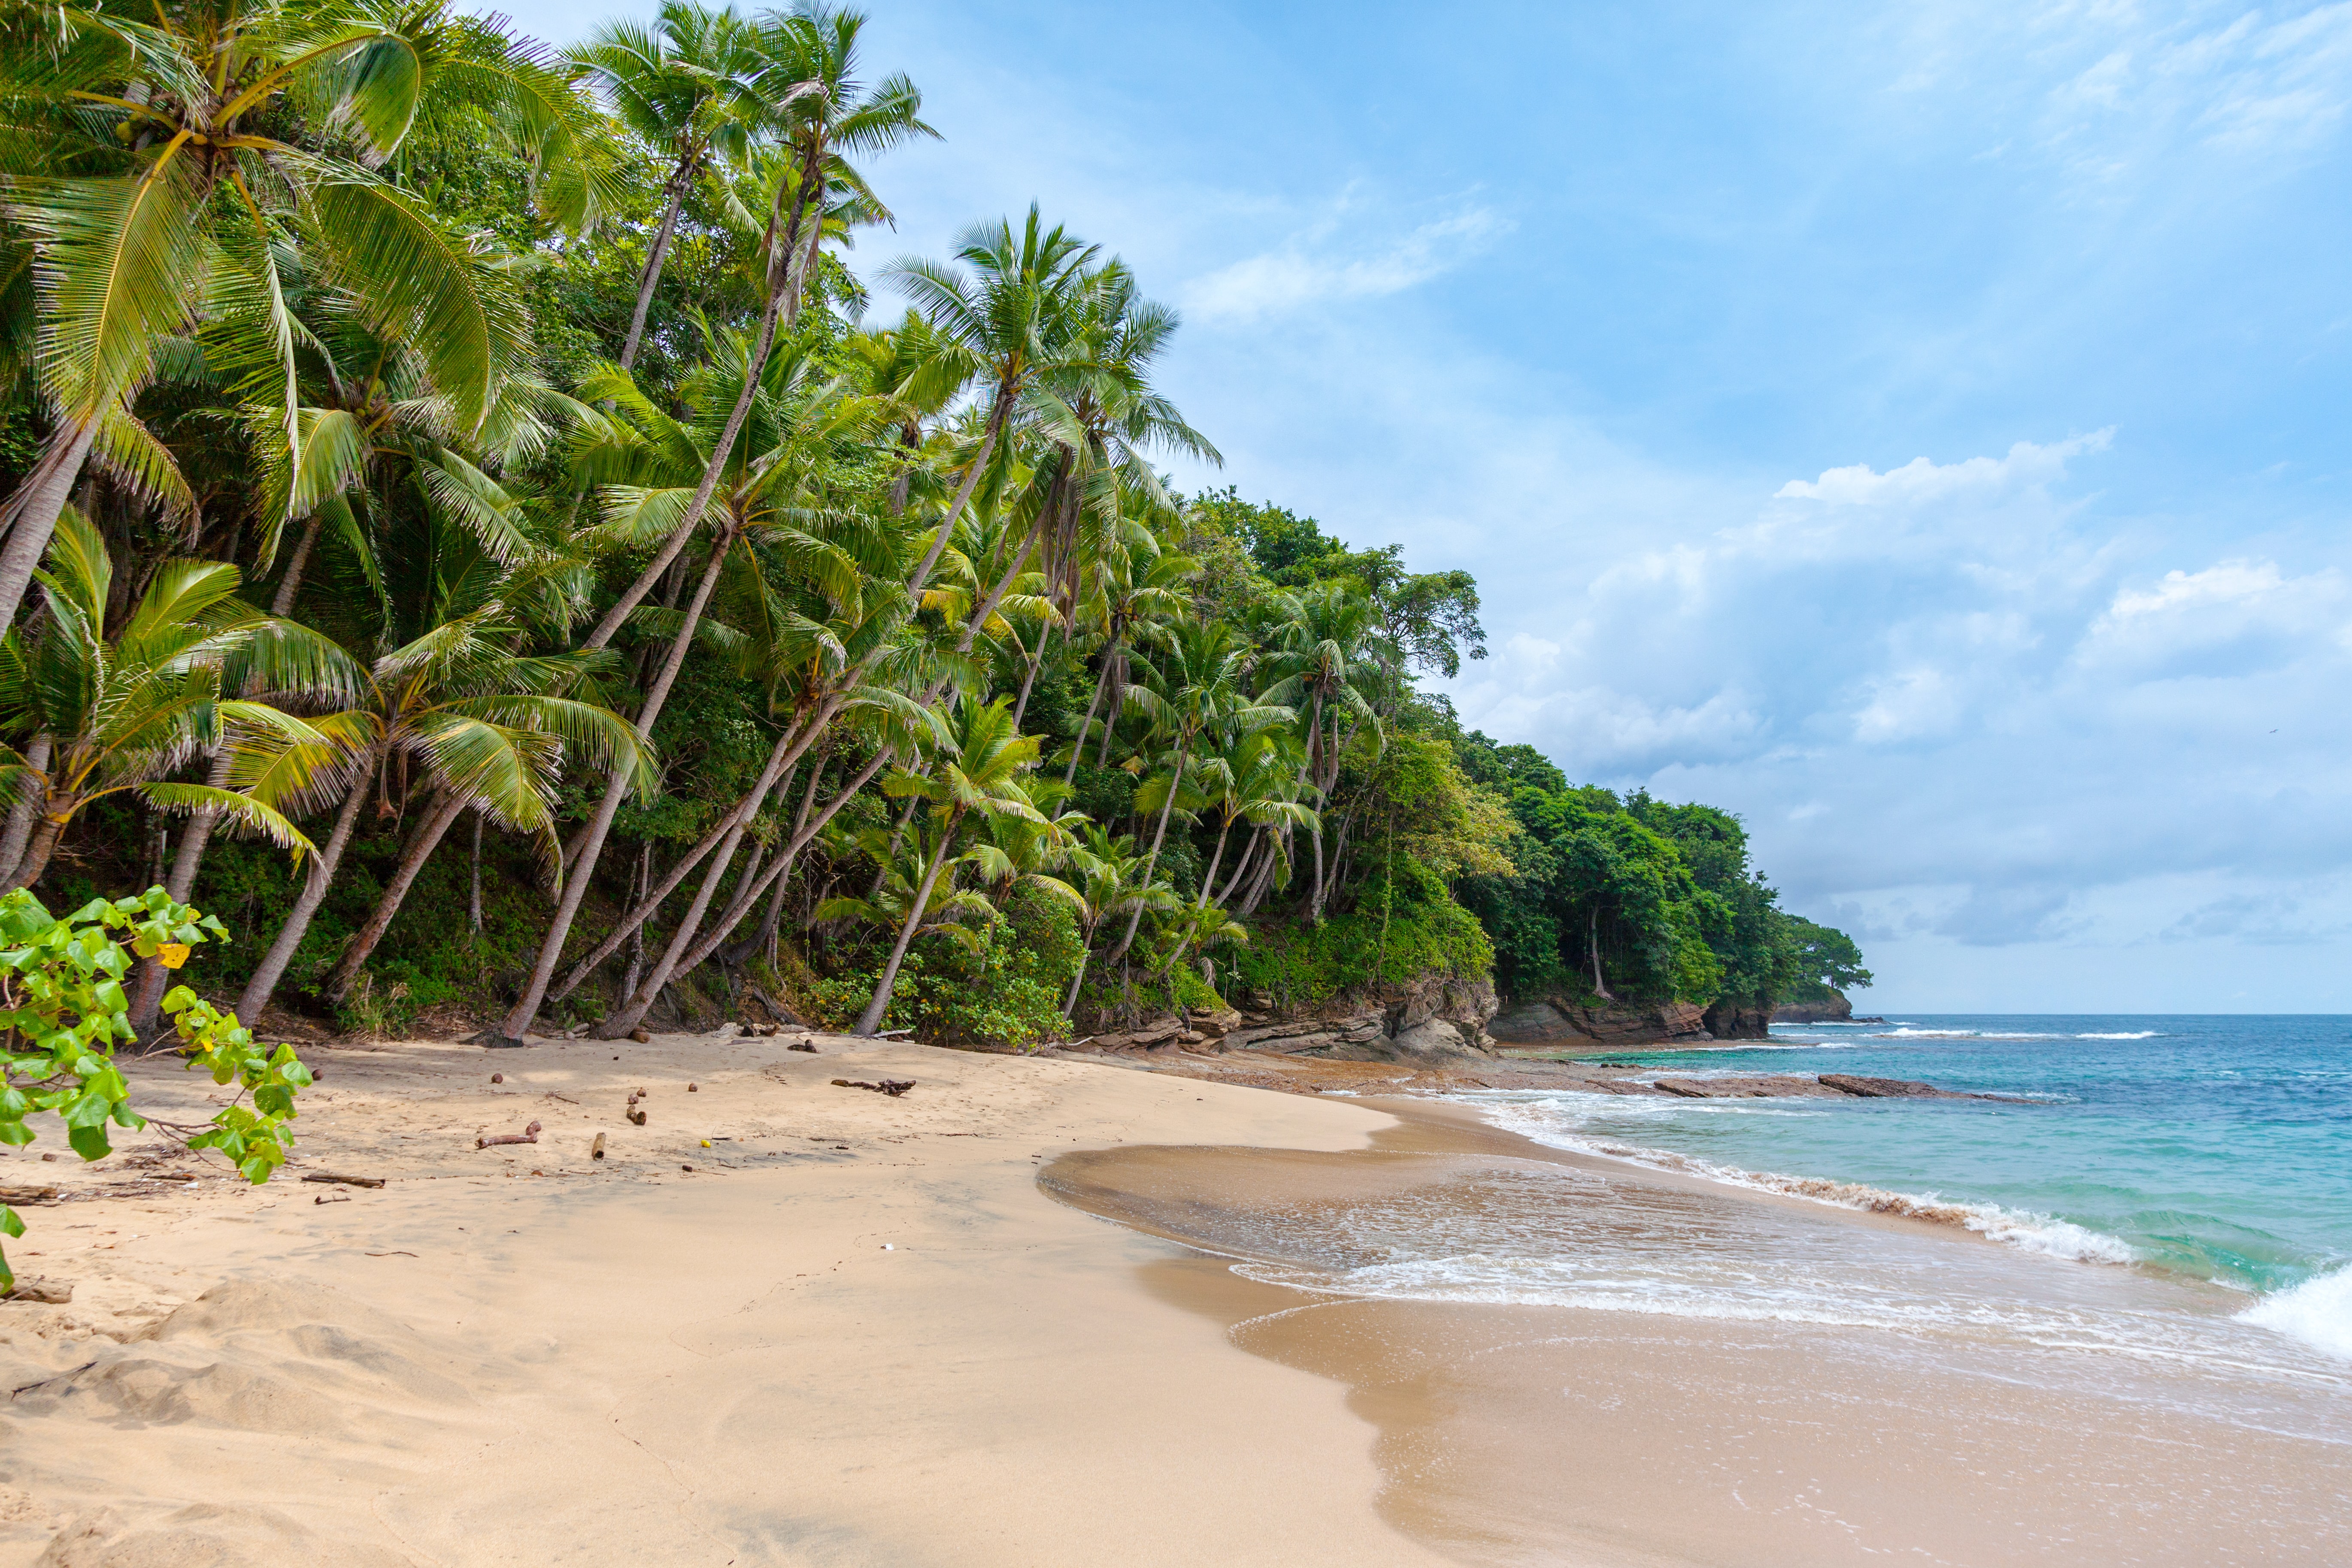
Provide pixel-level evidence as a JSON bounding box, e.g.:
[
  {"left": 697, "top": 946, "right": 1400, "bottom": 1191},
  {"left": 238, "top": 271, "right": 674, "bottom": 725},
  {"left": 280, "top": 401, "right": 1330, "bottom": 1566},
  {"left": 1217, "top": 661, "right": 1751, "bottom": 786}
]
[{"left": 0, "top": 0, "right": 1863, "bottom": 1059}]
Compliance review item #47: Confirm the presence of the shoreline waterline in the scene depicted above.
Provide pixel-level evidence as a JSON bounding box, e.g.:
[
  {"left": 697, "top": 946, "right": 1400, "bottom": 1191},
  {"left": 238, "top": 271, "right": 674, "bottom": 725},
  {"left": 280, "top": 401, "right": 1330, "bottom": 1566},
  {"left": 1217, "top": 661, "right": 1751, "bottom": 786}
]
[{"left": 1043, "top": 1099, "right": 2352, "bottom": 1566}]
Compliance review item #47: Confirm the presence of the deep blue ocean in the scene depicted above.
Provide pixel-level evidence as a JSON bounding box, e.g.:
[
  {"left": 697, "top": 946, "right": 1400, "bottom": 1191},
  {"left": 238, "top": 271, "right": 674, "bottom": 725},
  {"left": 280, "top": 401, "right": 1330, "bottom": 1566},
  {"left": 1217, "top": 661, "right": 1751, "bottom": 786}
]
[{"left": 1446, "top": 1014, "right": 2352, "bottom": 1360}]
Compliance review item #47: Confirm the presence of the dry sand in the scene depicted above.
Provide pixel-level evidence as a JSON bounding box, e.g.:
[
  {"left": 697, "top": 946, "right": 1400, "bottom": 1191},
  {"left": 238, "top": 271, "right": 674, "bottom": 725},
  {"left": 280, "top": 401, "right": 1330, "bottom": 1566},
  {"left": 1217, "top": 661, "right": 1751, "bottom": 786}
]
[
  {"left": 4, "top": 1033, "right": 2343, "bottom": 1567},
  {"left": 0, "top": 1031, "right": 1450, "bottom": 1567}
]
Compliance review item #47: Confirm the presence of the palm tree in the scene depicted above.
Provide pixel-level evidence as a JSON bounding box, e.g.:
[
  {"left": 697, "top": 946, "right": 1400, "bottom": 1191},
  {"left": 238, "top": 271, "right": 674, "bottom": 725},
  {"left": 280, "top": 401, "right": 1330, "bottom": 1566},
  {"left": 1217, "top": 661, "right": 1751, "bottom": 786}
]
[
  {"left": 850, "top": 697, "right": 1046, "bottom": 1035},
  {"left": 0, "top": 0, "right": 587, "bottom": 632},
  {"left": 0, "top": 510, "right": 348, "bottom": 890},
  {"left": 1109, "top": 620, "right": 1289, "bottom": 960},
  {"left": 570, "top": 1, "right": 775, "bottom": 370},
  {"left": 236, "top": 610, "right": 653, "bottom": 1023},
  {"left": 1149, "top": 899, "right": 1249, "bottom": 987},
  {"left": 500, "top": 2, "right": 931, "bottom": 1045},
  {"left": 1061, "top": 542, "right": 1194, "bottom": 789},
  {"left": 1192, "top": 730, "right": 1317, "bottom": 910},
  {"left": 1058, "top": 825, "right": 1174, "bottom": 1018},
  {"left": 1255, "top": 581, "right": 1386, "bottom": 917},
  {"left": 883, "top": 206, "right": 1103, "bottom": 607},
  {"left": 814, "top": 822, "right": 999, "bottom": 962}
]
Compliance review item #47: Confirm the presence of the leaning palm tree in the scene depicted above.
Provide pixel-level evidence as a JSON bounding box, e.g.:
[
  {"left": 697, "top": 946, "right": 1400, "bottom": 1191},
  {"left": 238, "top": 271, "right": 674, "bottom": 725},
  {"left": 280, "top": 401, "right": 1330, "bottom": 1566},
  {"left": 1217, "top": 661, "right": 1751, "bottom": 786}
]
[
  {"left": 0, "top": 509, "right": 347, "bottom": 891},
  {"left": 850, "top": 696, "right": 1046, "bottom": 1035},
  {"left": 883, "top": 205, "right": 1105, "bottom": 605},
  {"left": 1192, "top": 729, "right": 1317, "bottom": 910},
  {"left": 1058, "top": 824, "right": 1176, "bottom": 1018},
  {"left": 1109, "top": 619, "right": 1291, "bottom": 960},
  {"left": 814, "top": 822, "right": 1000, "bottom": 962},
  {"left": 1254, "top": 580, "right": 1388, "bottom": 917},
  {"left": 499, "top": 4, "right": 933, "bottom": 1045},
  {"left": 0, "top": 0, "right": 585, "bottom": 631},
  {"left": 1061, "top": 541, "right": 1194, "bottom": 788},
  {"left": 569, "top": 0, "right": 776, "bottom": 369},
  {"left": 234, "top": 610, "right": 653, "bottom": 1024}
]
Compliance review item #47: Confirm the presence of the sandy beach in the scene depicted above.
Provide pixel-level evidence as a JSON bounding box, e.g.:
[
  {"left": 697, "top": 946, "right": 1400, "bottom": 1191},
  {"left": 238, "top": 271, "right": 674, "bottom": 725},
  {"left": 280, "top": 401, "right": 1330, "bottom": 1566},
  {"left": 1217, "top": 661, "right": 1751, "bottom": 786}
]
[{"left": 0, "top": 1031, "right": 2342, "bottom": 1566}]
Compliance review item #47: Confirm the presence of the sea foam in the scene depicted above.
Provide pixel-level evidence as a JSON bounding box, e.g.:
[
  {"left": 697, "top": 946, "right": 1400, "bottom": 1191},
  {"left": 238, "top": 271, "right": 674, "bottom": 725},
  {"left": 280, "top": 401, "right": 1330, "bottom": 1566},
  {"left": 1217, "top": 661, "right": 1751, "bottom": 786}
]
[
  {"left": 1462, "top": 1092, "right": 2143, "bottom": 1268},
  {"left": 2240, "top": 1267, "right": 2352, "bottom": 1362}
]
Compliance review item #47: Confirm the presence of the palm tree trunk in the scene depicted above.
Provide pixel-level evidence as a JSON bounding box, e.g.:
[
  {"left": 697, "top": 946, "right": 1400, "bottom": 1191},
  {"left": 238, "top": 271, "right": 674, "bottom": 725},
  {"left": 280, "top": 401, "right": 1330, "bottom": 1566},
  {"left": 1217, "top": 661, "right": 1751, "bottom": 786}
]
[
  {"left": 1108, "top": 735, "right": 1187, "bottom": 963},
  {"left": 900, "top": 412, "right": 1003, "bottom": 602},
  {"left": 0, "top": 418, "right": 99, "bottom": 633},
  {"left": 1198, "top": 815, "right": 1234, "bottom": 910},
  {"left": 270, "top": 510, "right": 325, "bottom": 616},
  {"left": 324, "top": 791, "right": 468, "bottom": 1004},
  {"left": 594, "top": 754, "right": 792, "bottom": 1037},
  {"left": 1062, "top": 935, "right": 1095, "bottom": 1019},
  {"left": 501, "top": 522, "right": 738, "bottom": 1041},
  {"left": 4, "top": 810, "right": 66, "bottom": 893},
  {"left": 236, "top": 759, "right": 377, "bottom": 1023},
  {"left": 618, "top": 166, "right": 690, "bottom": 372},
  {"left": 854, "top": 808, "right": 958, "bottom": 1037},
  {"left": 1064, "top": 654, "right": 1111, "bottom": 790},
  {"left": 664, "top": 748, "right": 893, "bottom": 987},
  {"left": 468, "top": 810, "right": 484, "bottom": 935},
  {"left": 954, "top": 508, "right": 1049, "bottom": 657},
  {"left": 619, "top": 843, "right": 649, "bottom": 1004},
  {"left": 0, "top": 734, "right": 53, "bottom": 884},
  {"left": 578, "top": 269, "right": 786, "bottom": 653},
  {"left": 1216, "top": 826, "right": 1260, "bottom": 908},
  {"left": 547, "top": 719, "right": 809, "bottom": 1004},
  {"left": 1009, "top": 639, "right": 1047, "bottom": 731}
]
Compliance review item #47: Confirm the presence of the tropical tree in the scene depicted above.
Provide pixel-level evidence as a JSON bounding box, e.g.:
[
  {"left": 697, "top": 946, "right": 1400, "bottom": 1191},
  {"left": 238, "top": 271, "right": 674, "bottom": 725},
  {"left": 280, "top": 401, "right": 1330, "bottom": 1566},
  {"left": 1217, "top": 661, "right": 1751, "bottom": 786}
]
[
  {"left": 850, "top": 696, "right": 1045, "bottom": 1035},
  {"left": 1057, "top": 823, "right": 1174, "bottom": 1017},
  {"left": 569, "top": 0, "right": 776, "bottom": 369},
  {"left": 500, "top": 0, "right": 932, "bottom": 1044},
  {"left": 0, "top": 0, "right": 591, "bottom": 631},
  {"left": 1255, "top": 580, "right": 1386, "bottom": 917},
  {"left": 0, "top": 510, "right": 351, "bottom": 891},
  {"left": 235, "top": 609, "right": 652, "bottom": 1023},
  {"left": 882, "top": 205, "right": 1103, "bottom": 605},
  {"left": 1108, "top": 618, "right": 1288, "bottom": 960}
]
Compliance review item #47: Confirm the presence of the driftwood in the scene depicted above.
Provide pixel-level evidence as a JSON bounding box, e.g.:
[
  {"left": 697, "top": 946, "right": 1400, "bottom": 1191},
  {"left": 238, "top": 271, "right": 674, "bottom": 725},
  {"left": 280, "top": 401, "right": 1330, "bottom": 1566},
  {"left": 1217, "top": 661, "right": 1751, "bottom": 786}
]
[
  {"left": 301, "top": 1173, "right": 384, "bottom": 1189},
  {"left": 830, "top": 1078, "right": 914, "bottom": 1097},
  {"left": 477, "top": 1120, "right": 542, "bottom": 1149},
  {"left": 788, "top": 1040, "right": 817, "bottom": 1053}
]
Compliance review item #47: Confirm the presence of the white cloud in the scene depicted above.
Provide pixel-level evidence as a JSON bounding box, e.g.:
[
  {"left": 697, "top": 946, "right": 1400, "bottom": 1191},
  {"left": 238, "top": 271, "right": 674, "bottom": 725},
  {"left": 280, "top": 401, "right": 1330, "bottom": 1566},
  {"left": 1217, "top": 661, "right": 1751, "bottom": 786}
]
[
  {"left": 1182, "top": 201, "right": 1513, "bottom": 324},
  {"left": 1772, "top": 431, "right": 2112, "bottom": 506}
]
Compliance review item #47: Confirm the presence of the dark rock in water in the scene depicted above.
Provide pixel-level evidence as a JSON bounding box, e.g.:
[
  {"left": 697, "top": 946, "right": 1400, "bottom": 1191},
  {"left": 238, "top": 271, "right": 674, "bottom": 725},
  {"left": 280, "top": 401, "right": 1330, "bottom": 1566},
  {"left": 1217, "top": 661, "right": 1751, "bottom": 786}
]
[
  {"left": 1773, "top": 990, "right": 1854, "bottom": 1023},
  {"left": 1652, "top": 1079, "right": 1715, "bottom": 1098},
  {"left": 1490, "top": 998, "right": 1711, "bottom": 1046},
  {"left": 1819, "top": 1074, "right": 1951, "bottom": 1099},
  {"left": 1703, "top": 998, "right": 1774, "bottom": 1039}
]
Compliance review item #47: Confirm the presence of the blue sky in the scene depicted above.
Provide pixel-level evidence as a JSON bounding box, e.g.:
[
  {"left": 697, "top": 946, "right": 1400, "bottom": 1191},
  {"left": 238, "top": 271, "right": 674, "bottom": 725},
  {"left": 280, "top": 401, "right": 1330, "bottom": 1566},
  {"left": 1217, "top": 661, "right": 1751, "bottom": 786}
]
[{"left": 494, "top": 0, "right": 2352, "bottom": 1011}]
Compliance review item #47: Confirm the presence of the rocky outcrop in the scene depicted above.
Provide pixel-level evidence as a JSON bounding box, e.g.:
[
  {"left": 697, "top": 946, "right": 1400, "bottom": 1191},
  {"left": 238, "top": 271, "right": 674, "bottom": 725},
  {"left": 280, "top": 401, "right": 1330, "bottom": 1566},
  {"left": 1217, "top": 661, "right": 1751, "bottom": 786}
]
[
  {"left": 1702, "top": 999, "right": 1773, "bottom": 1039},
  {"left": 1774, "top": 990, "right": 1852, "bottom": 1023},
  {"left": 1218, "top": 975, "right": 1500, "bottom": 1065},
  {"left": 1488, "top": 997, "right": 1710, "bottom": 1047}
]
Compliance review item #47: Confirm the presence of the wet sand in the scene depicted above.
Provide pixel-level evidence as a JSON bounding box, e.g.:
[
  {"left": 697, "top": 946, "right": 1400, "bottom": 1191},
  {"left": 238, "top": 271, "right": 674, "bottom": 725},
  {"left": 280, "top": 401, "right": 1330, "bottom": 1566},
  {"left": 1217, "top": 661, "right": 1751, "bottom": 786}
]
[{"left": 1045, "top": 1102, "right": 2352, "bottom": 1567}]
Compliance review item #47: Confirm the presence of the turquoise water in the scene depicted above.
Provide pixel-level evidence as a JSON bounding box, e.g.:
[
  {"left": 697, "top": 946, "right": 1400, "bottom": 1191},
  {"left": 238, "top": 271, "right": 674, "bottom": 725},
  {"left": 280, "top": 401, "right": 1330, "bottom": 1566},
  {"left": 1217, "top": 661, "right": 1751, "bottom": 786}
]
[{"left": 1448, "top": 1014, "right": 2352, "bottom": 1360}]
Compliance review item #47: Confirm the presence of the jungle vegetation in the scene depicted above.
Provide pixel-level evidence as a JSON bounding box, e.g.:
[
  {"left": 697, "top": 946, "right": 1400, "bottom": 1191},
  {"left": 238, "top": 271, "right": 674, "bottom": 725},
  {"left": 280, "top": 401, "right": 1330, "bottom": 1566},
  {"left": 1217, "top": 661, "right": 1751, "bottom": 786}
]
[{"left": 0, "top": 0, "right": 1864, "bottom": 1049}]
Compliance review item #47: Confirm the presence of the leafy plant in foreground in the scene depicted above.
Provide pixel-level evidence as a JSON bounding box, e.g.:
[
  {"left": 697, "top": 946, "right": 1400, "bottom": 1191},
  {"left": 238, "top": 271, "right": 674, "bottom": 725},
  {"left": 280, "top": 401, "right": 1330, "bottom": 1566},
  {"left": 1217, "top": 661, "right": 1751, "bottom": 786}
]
[{"left": 0, "top": 889, "right": 309, "bottom": 1288}]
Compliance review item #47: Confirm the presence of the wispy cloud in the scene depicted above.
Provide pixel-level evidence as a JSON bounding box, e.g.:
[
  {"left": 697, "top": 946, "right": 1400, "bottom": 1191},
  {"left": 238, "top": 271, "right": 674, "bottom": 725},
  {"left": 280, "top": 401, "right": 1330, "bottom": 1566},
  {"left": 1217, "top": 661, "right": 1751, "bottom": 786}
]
[{"left": 1181, "top": 198, "right": 1512, "bottom": 324}]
